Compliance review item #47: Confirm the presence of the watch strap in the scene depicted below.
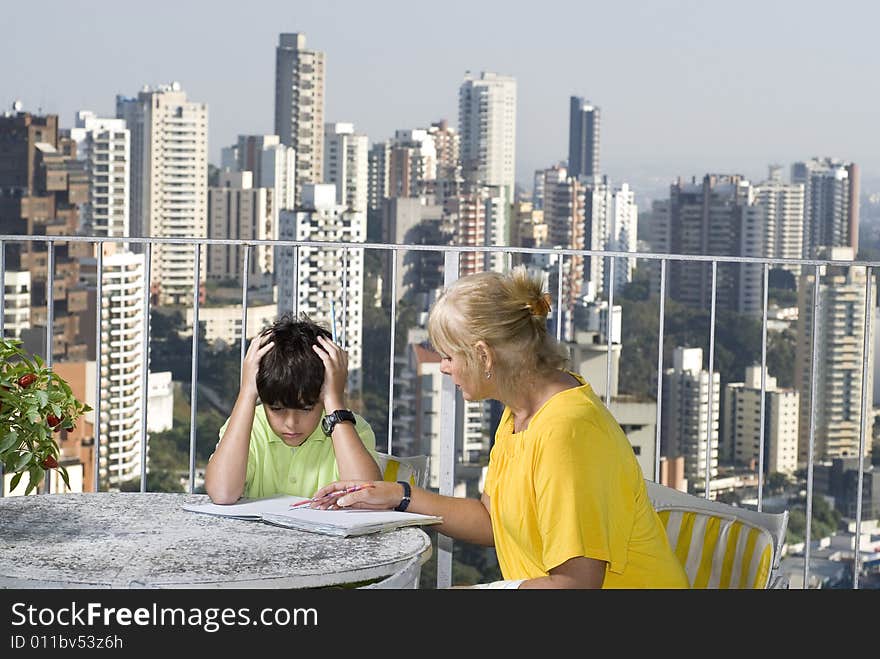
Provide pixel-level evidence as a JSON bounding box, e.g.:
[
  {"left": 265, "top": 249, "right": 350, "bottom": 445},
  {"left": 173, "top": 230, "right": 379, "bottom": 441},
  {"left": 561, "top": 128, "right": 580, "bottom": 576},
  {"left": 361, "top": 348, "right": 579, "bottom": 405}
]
[{"left": 394, "top": 480, "right": 411, "bottom": 512}]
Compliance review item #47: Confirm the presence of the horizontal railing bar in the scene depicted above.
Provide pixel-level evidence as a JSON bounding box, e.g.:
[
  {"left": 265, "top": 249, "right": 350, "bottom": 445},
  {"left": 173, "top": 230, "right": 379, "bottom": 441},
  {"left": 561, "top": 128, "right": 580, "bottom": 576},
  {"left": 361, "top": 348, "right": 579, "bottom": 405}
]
[{"left": 2, "top": 234, "right": 877, "bottom": 269}]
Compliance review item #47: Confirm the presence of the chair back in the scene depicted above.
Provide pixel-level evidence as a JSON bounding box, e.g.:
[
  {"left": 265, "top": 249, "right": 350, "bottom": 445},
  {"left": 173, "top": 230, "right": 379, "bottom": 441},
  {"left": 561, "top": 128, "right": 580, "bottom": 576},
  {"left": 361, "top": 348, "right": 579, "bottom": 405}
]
[
  {"left": 373, "top": 452, "right": 429, "bottom": 489},
  {"left": 645, "top": 479, "right": 789, "bottom": 589}
]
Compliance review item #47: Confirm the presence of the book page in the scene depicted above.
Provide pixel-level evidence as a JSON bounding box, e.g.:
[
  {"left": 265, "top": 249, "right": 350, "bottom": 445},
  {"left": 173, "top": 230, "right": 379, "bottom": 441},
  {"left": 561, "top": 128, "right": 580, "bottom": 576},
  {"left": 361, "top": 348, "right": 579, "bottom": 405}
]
[
  {"left": 261, "top": 507, "right": 442, "bottom": 537},
  {"left": 182, "top": 494, "right": 308, "bottom": 519}
]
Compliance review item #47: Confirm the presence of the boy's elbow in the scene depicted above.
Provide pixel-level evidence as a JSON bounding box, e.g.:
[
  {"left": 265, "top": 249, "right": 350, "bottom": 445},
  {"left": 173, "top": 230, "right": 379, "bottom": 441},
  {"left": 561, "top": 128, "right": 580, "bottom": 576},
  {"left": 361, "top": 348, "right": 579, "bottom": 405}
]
[{"left": 205, "top": 482, "right": 242, "bottom": 505}]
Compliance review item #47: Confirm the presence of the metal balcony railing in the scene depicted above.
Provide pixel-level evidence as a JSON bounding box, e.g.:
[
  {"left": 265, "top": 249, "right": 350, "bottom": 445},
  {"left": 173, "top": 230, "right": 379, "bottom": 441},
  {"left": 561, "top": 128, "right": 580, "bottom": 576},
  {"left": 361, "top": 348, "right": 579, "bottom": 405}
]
[{"left": 0, "top": 232, "right": 877, "bottom": 589}]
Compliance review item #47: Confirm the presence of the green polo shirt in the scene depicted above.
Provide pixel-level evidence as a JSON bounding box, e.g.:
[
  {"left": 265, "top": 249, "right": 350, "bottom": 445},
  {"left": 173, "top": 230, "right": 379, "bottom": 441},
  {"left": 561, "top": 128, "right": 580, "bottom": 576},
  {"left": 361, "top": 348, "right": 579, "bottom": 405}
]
[{"left": 217, "top": 404, "right": 377, "bottom": 499}]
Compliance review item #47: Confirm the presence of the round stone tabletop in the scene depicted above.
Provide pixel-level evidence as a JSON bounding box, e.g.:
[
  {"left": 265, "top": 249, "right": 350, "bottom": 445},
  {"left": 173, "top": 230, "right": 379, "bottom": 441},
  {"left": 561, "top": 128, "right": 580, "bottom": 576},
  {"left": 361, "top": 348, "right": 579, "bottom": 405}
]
[{"left": 0, "top": 492, "right": 432, "bottom": 589}]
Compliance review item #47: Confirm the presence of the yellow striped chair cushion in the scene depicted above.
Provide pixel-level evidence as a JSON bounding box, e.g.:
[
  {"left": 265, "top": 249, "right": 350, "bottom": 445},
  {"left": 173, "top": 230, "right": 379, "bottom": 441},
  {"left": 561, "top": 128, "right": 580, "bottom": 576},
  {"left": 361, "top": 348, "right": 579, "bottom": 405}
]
[
  {"left": 379, "top": 458, "right": 420, "bottom": 488},
  {"left": 657, "top": 508, "right": 775, "bottom": 589}
]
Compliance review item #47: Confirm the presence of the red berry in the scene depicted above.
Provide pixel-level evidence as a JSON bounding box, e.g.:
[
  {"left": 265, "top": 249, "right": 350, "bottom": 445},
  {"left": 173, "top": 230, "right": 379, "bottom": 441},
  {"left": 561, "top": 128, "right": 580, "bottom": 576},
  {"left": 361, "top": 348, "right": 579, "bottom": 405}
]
[
  {"left": 17, "top": 373, "right": 37, "bottom": 388},
  {"left": 40, "top": 455, "right": 58, "bottom": 469},
  {"left": 47, "top": 413, "right": 63, "bottom": 428}
]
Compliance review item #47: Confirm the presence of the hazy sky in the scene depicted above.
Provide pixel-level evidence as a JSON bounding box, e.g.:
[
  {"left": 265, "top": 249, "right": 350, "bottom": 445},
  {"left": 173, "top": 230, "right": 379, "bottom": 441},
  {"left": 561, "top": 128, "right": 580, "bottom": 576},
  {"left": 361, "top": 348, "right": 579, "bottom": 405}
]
[{"left": 3, "top": 0, "right": 878, "bottom": 195}]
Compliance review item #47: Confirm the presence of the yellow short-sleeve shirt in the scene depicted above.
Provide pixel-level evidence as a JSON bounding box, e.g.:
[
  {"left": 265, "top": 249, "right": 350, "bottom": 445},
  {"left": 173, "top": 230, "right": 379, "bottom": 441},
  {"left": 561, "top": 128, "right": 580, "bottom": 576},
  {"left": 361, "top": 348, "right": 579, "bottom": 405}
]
[
  {"left": 217, "top": 405, "right": 377, "bottom": 499},
  {"left": 483, "top": 373, "right": 688, "bottom": 588}
]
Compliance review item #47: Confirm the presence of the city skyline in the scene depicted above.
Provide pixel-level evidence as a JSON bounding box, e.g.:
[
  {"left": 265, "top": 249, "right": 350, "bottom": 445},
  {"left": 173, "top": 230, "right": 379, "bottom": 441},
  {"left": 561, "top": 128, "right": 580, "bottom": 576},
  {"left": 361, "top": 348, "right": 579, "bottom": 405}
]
[{"left": 3, "top": 0, "right": 879, "bottom": 196}]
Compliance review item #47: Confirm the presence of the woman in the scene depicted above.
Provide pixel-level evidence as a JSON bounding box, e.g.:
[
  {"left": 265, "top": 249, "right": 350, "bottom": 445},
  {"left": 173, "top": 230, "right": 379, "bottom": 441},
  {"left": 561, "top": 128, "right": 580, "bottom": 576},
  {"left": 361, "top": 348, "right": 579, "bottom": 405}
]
[{"left": 313, "top": 267, "right": 688, "bottom": 589}]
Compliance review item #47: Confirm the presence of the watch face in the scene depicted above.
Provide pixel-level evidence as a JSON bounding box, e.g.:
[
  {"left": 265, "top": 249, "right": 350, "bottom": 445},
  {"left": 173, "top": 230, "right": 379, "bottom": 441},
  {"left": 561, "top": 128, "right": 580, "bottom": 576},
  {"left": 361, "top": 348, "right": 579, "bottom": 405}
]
[{"left": 322, "top": 410, "right": 354, "bottom": 436}]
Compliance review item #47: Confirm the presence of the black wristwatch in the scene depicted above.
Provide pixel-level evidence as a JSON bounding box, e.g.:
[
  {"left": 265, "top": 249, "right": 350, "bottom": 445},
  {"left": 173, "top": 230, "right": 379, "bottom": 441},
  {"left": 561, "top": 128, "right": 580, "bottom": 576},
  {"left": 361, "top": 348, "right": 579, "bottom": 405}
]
[{"left": 321, "top": 409, "right": 356, "bottom": 436}]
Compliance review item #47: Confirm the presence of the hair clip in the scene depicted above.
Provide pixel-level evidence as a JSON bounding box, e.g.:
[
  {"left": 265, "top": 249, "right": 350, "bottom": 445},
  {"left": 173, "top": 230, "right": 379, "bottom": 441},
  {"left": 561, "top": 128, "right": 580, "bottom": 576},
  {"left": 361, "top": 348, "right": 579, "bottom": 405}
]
[{"left": 528, "top": 293, "right": 552, "bottom": 317}]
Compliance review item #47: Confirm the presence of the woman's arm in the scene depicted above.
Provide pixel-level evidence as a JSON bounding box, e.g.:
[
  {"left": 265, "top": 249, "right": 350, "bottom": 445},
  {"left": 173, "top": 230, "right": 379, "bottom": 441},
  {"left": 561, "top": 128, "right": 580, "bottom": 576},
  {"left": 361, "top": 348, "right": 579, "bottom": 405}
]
[
  {"left": 312, "top": 480, "right": 495, "bottom": 546},
  {"left": 518, "top": 556, "right": 606, "bottom": 589}
]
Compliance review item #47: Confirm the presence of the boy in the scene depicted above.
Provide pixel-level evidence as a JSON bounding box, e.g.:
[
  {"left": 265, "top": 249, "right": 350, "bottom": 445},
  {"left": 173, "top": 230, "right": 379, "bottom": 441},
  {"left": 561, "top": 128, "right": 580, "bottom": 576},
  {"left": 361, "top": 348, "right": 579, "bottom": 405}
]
[{"left": 205, "top": 313, "right": 381, "bottom": 504}]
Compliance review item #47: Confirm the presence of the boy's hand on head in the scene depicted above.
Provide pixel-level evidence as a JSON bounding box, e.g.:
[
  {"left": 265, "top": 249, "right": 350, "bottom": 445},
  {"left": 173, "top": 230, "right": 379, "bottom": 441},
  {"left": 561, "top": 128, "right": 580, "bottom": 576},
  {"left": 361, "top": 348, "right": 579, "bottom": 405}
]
[
  {"left": 312, "top": 335, "right": 348, "bottom": 411},
  {"left": 241, "top": 335, "right": 274, "bottom": 399}
]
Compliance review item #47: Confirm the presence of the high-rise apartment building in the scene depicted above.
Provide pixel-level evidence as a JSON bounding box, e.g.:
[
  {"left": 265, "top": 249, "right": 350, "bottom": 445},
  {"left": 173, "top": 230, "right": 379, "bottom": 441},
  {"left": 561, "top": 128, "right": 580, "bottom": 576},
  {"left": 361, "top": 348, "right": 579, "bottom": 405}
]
[
  {"left": 0, "top": 110, "right": 90, "bottom": 361},
  {"left": 116, "top": 82, "right": 208, "bottom": 306},
  {"left": 568, "top": 96, "right": 600, "bottom": 180},
  {"left": 792, "top": 157, "right": 859, "bottom": 258},
  {"left": 448, "top": 185, "right": 508, "bottom": 276},
  {"left": 207, "top": 171, "right": 275, "bottom": 290},
  {"left": 662, "top": 347, "right": 720, "bottom": 494},
  {"left": 223, "top": 134, "right": 296, "bottom": 211},
  {"left": 722, "top": 366, "right": 799, "bottom": 476},
  {"left": 277, "top": 184, "right": 366, "bottom": 395},
  {"left": 662, "top": 174, "right": 750, "bottom": 311},
  {"left": 458, "top": 71, "right": 517, "bottom": 203},
  {"left": 275, "top": 33, "right": 325, "bottom": 202},
  {"left": 796, "top": 247, "right": 875, "bottom": 463},
  {"left": 584, "top": 177, "right": 638, "bottom": 299},
  {"left": 323, "top": 122, "right": 368, "bottom": 212},
  {"left": 70, "top": 111, "right": 130, "bottom": 238},
  {"left": 95, "top": 249, "right": 148, "bottom": 489},
  {"left": 2, "top": 271, "right": 31, "bottom": 338}
]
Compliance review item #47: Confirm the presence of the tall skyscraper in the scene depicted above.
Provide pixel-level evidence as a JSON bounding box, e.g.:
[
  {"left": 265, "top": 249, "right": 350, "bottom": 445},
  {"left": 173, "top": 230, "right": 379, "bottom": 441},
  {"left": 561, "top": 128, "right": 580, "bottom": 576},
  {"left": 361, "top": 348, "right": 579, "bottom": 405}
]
[
  {"left": 568, "top": 96, "right": 600, "bottom": 180},
  {"left": 116, "top": 82, "right": 208, "bottom": 306},
  {"left": 458, "top": 71, "right": 517, "bottom": 202},
  {"left": 275, "top": 33, "right": 325, "bottom": 203},
  {"left": 796, "top": 247, "right": 875, "bottom": 464},
  {"left": 792, "top": 157, "right": 859, "bottom": 258}
]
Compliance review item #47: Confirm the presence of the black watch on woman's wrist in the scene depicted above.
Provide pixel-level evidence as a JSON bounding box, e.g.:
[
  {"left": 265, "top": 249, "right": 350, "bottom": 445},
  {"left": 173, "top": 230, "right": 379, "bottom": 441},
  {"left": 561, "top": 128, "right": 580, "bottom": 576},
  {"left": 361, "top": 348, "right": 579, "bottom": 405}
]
[{"left": 394, "top": 480, "right": 411, "bottom": 512}]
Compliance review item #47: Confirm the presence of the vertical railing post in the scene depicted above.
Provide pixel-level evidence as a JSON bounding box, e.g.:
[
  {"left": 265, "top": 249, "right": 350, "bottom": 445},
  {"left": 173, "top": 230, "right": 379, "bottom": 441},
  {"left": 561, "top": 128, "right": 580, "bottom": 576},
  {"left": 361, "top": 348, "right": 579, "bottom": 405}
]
[
  {"left": 853, "top": 266, "right": 873, "bottom": 589},
  {"left": 239, "top": 243, "right": 250, "bottom": 371},
  {"left": 93, "top": 244, "right": 103, "bottom": 493},
  {"left": 757, "top": 263, "right": 770, "bottom": 511},
  {"left": 804, "top": 263, "right": 822, "bottom": 589},
  {"left": 138, "top": 244, "right": 152, "bottom": 493},
  {"left": 437, "top": 249, "right": 460, "bottom": 589},
  {"left": 556, "top": 252, "right": 564, "bottom": 342},
  {"left": 704, "top": 260, "right": 717, "bottom": 499},
  {"left": 605, "top": 257, "right": 615, "bottom": 406},
  {"left": 654, "top": 259, "right": 667, "bottom": 483},
  {"left": 188, "top": 244, "right": 201, "bottom": 493},
  {"left": 44, "top": 242, "right": 55, "bottom": 492},
  {"left": 387, "top": 248, "right": 398, "bottom": 454}
]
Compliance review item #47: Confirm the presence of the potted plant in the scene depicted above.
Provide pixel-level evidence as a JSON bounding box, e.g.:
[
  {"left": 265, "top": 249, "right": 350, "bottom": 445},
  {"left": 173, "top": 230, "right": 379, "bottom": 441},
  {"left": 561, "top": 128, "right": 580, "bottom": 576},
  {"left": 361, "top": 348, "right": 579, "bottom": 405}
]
[{"left": 0, "top": 336, "right": 92, "bottom": 495}]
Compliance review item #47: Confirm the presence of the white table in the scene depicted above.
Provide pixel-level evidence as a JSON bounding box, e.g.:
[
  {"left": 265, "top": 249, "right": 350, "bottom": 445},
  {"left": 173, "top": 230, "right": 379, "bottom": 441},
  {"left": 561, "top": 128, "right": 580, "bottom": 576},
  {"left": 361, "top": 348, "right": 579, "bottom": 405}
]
[{"left": 0, "top": 492, "right": 432, "bottom": 589}]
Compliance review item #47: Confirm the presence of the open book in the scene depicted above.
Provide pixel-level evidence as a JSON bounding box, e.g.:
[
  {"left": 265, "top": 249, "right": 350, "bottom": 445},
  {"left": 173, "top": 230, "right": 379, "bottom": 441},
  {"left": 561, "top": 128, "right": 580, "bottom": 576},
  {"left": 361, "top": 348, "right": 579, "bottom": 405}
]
[{"left": 182, "top": 494, "right": 442, "bottom": 538}]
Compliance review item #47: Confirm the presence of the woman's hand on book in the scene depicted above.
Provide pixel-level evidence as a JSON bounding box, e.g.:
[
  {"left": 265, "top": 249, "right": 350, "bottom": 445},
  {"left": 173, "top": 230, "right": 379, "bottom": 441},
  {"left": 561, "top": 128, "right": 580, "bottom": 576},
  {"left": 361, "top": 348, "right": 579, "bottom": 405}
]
[{"left": 311, "top": 480, "right": 401, "bottom": 510}]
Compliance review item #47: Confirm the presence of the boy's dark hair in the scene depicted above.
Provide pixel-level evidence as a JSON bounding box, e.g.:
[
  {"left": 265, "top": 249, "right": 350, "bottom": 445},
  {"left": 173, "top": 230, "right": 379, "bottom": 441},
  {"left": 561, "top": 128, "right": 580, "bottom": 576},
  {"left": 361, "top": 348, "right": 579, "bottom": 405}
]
[{"left": 255, "top": 313, "right": 332, "bottom": 409}]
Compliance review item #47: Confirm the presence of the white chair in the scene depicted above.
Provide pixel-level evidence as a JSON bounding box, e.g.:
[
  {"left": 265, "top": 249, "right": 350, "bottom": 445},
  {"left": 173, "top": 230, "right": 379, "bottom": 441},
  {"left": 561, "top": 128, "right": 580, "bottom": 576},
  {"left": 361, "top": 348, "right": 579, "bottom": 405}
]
[
  {"left": 645, "top": 479, "right": 789, "bottom": 589},
  {"left": 373, "top": 451, "right": 429, "bottom": 489}
]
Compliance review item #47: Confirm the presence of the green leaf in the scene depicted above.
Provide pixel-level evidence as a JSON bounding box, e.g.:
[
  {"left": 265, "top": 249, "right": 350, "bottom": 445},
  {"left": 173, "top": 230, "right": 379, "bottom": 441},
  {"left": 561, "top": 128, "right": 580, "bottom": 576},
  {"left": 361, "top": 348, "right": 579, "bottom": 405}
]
[
  {"left": 9, "top": 471, "right": 22, "bottom": 492},
  {"left": 24, "top": 475, "right": 39, "bottom": 495},
  {"left": 59, "top": 465, "right": 71, "bottom": 490},
  {"left": 12, "top": 451, "right": 31, "bottom": 472},
  {"left": 0, "top": 430, "right": 18, "bottom": 453},
  {"left": 35, "top": 390, "right": 49, "bottom": 408}
]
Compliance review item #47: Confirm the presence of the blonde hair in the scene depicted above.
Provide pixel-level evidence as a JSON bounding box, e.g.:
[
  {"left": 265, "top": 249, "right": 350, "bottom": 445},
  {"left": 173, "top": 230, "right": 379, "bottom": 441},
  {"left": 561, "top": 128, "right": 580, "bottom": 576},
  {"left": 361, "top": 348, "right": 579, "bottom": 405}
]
[{"left": 427, "top": 267, "right": 569, "bottom": 393}]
